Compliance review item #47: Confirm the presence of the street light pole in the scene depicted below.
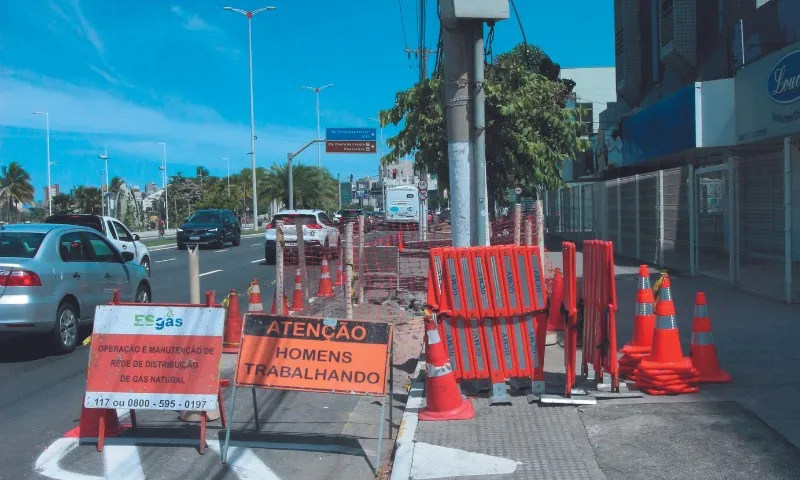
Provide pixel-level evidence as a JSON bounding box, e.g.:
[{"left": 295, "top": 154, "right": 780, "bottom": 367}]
[
  {"left": 301, "top": 84, "right": 334, "bottom": 167},
  {"left": 369, "top": 117, "right": 384, "bottom": 210},
  {"left": 32, "top": 112, "right": 52, "bottom": 216},
  {"left": 222, "top": 157, "right": 230, "bottom": 195},
  {"left": 98, "top": 146, "right": 110, "bottom": 216},
  {"left": 157, "top": 142, "right": 169, "bottom": 230},
  {"left": 224, "top": 5, "right": 275, "bottom": 230}
]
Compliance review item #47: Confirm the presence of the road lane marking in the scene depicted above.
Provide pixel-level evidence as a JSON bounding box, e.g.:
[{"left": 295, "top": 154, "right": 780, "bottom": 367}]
[
  {"left": 214, "top": 249, "right": 229, "bottom": 253},
  {"left": 155, "top": 258, "right": 176, "bottom": 263},
  {"left": 251, "top": 259, "right": 264, "bottom": 264},
  {"left": 35, "top": 438, "right": 103, "bottom": 480},
  {"left": 200, "top": 270, "right": 223, "bottom": 277},
  {"left": 103, "top": 445, "right": 145, "bottom": 480},
  {"left": 251, "top": 243, "right": 261, "bottom": 247},
  {"left": 207, "top": 440, "right": 281, "bottom": 479}
]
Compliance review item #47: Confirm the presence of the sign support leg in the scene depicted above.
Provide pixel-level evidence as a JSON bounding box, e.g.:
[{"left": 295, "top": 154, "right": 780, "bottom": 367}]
[
  {"left": 97, "top": 412, "right": 106, "bottom": 452},
  {"left": 251, "top": 386, "right": 260, "bottom": 431},
  {"left": 199, "top": 412, "right": 207, "bottom": 455},
  {"left": 388, "top": 340, "right": 394, "bottom": 440},
  {"left": 221, "top": 385, "right": 239, "bottom": 464}
]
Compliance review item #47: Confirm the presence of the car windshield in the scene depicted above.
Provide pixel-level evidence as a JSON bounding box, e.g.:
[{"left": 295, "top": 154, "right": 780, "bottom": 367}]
[
  {"left": 0, "top": 232, "right": 46, "bottom": 258},
  {"left": 342, "top": 210, "right": 362, "bottom": 218},
  {"left": 187, "top": 212, "right": 222, "bottom": 224},
  {"left": 273, "top": 214, "right": 317, "bottom": 225}
]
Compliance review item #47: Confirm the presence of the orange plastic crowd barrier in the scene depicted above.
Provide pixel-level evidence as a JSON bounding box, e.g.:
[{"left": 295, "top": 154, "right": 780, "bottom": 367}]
[
  {"left": 581, "top": 240, "right": 619, "bottom": 392},
  {"left": 561, "top": 242, "right": 579, "bottom": 397},
  {"left": 426, "top": 245, "right": 549, "bottom": 404}
]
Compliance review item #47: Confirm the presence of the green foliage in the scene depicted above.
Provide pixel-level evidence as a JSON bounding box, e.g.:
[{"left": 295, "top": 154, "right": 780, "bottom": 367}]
[
  {"left": 0, "top": 161, "right": 35, "bottom": 221},
  {"left": 379, "top": 42, "right": 589, "bottom": 205},
  {"left": 259, "top": 164, "right": 339, "bottom": 212}
]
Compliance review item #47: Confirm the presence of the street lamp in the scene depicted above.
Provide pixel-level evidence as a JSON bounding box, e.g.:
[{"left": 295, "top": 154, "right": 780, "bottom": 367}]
[
  {"left": 369, "top": 117, "right": 384, "bottom": 210},
  {"left": 98, "top": 146, "right": 110, "bottom": 216},
  {"left": 222, "top": 157, "right": 230, "bottom": 195},
  {"left": 156, "top": 142, "right": 169, "bottom": 230},
  {"left": 301, "top": 84, "right": 334, "bottom": 167},
  {"left": 32, "top": 111, "right": 53, "bottom": 215},
  {"left": 223, "top": 5, "right": 276, "bottom": 230}
]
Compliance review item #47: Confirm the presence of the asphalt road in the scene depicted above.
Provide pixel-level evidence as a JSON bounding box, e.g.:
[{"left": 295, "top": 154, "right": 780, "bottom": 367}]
[{"left": 0, "top": 230, "right": 401, "bottom": 479}]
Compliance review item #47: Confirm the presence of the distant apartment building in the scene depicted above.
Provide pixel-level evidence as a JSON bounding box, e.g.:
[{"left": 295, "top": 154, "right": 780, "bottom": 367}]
[
  {"left": 547, "top": 0, "right": 800, "bottom": 303},
  {"left": 144, "top": 182, "right": 158, "bottom": 196}
]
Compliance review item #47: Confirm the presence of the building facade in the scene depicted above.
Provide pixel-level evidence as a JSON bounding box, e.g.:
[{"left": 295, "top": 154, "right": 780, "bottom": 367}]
[{"left": 546, "top": 0, "right": 800, "bottom": 303}]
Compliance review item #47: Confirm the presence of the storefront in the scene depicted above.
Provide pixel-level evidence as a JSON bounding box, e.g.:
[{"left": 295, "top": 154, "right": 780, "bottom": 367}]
[{"left": 734, "top": 41, "right": 800, "bottom": 302}]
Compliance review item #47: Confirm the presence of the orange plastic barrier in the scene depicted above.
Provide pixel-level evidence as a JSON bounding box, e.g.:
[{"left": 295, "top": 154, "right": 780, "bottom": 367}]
[
  {"left": 561, "top": 242, "right": 579, "bottom": 397},
  {"left": 426, "top": 245, "right": 549, "bottom": 400},
  {"left": 580, "top": 240, "right": 619, "bottom": 391}
]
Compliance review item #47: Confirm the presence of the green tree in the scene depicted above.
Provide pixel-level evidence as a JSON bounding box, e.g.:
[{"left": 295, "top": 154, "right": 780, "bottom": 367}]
[
  {"left": 72, "top": 185, "right": 102, "bottom": 214},
  {"left": 0, "top": 161, "right": 35, "bottom": 221},
  {"left": 379, "top": 43, "right": 589, "bottom": 207},
  {"left": 52, "top": 193, "right": 72, "bottom": 213},
  {"left": 109, "top": 176, "right": 123, "bottom": 194},
  {"left": 260, "top": 164, "right": 338, "bottom": 211}
]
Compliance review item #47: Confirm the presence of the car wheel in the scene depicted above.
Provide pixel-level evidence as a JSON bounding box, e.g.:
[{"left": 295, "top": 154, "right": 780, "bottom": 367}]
[
  {"left": 215, "top": 235, "right": 225, "bottom": 249},
  {"left": 233, "top": 234, "right": 241, "bottom": 246},
  {"left": 136, "top": 283, "right": 152, "bottom": 303},
  {"left": 51, "top": 301, "right": 79, "bottom": 354},
  {"left": 141, "top": 256, "right": 151, "bottom": 277},
  {"left": 265, "top": 245, "right": 276, "bottom": 265}
]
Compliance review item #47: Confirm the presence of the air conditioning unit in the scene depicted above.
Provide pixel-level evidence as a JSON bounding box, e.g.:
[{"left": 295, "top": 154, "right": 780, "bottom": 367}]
[{"left": 439, "top": 0, "right": 510, "bottom": 21}]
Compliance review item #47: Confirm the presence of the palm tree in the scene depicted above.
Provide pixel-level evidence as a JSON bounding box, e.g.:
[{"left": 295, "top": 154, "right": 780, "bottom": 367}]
[
  {"left": 0, "top": 162, "right": 35, "bottom": 221},
  {"left": 260, "top": 163, "right": 338, "bottom": 211},
  {"left": 72, "top": 185, "right": 102, "bottom": 214},
  {"left": 109, "top": 176, "right": 124, "bottom": 194}
]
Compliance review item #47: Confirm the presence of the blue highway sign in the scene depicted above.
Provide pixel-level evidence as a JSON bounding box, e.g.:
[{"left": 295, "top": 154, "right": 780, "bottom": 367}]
[{"left": 326, "top": 128, "right": 377, "bottom": 141}]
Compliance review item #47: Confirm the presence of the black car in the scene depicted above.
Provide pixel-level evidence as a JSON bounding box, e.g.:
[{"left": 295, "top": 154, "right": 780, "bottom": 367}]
[{"left": 177, "top": 209, "right": 241, "bottom": 249}]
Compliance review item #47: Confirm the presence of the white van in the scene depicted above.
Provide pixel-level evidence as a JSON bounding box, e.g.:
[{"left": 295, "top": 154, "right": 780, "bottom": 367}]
[{"left": 385, "top": 185, "right": 419, "bottom": 227}]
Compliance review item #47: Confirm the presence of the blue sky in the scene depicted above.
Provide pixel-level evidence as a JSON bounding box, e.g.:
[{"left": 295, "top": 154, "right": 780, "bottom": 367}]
[{"left": 0, "top": 0, "right": 613, "bottom": 202}]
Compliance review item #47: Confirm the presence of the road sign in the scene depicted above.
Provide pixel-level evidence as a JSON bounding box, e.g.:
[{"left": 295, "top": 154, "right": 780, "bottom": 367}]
[
  {"left": 514, "top": 187, "right": 522, "bottom": 195},
  {"left": 84, "top": 305, "right": 224, "bottom": 411},
  {"left": 326, "top": 140, "right": 377, "bottom": 154},
  {"left": 419, "top": 190, "right": 429, "bottom": 201},
  {"left": 235, "top": 314, "right": 392, "bottom": 396},
  {"left": 326, "top": 128, "right": 377, "bottom": 141},
  {"left": 418, "top": 180, "right": 428, "bottom": 190}
]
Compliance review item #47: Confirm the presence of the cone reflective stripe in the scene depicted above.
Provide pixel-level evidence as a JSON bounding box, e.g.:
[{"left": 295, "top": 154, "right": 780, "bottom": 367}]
[
  {"left": 419, "top": 315, "right": 475, "bottom": 421},
  {"left": 690, "top": 292, "right": 731, "bottom": 383},
  {"left": 316, "top": 257, "right": 334, "bottom": 297},
  {"left": 290, "top": 268, "right": 304, "bottom": 312},
  {"left": 248, "top": 280, "right": 264, "bottom": 312},
  {"left": 222, "top": 290, "right": 242, "bottom": 353}
]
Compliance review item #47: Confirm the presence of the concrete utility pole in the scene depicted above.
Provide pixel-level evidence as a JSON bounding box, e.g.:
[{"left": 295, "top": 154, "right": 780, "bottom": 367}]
[
  {"left": 473, "top": 21, "right": 489, "bottom": 246},
  {"left": 439, "top": 7, "right": 473, "bottom": 247}
]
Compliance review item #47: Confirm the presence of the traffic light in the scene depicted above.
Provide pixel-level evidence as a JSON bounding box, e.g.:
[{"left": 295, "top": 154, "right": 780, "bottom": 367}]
[
  {"left": 350, "top": 174, "right": 354, "bottom": 183},
  {"left": 392, "top": 168, "right": 397, "bottom": 179}
]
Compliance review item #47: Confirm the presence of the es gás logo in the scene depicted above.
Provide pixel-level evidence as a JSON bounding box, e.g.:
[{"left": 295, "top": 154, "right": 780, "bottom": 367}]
[
  {"left": 134, "top": 308, "right": 184, "bottom": 330},
  {"left": 767, "top": 49, "right": 800, "bottom": 105}
]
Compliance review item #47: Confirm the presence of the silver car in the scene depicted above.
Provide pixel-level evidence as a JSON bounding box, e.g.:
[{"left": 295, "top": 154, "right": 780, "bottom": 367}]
[{"left": 0, "top": 223, "right": 152, "bottom": 354}]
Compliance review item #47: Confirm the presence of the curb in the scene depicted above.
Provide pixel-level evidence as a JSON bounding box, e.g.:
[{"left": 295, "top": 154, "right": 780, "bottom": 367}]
[{"left": 390, "top": 354, "right": 426, "bottom": 480}]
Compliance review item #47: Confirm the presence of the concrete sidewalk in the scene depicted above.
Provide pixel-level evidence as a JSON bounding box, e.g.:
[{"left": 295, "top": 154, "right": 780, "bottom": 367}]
[{"left": 391, "top": 253, "right": 800, "bottom": 480}]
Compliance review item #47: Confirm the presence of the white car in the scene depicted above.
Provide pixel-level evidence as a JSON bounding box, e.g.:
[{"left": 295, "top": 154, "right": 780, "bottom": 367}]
[
  {"left": 264, "top": 210, "right": 340, "bottom": 265},
  {"left": 45, "top": 214, "right": 152, "bottom": 275}
]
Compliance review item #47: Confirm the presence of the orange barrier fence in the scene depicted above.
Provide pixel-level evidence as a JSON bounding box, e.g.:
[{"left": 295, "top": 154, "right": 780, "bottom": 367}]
[
  {"left": 426, "top": 245, "right": 549, "bottom": 403},
  {"left": 581, "top": 240, "right": 619, "bottom": 391},
  {"left": 561, "top": 241, "right": 579, "bottom": 397}
]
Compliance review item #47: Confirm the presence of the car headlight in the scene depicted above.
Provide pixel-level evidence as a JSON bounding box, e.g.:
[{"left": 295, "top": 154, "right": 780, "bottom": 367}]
[{"left": 177, "top": 228, "right": 183, "bottom": 232}]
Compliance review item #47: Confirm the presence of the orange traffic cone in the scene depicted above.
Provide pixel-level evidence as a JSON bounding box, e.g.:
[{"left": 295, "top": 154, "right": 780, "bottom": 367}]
[
  {"left": 419, "top": 315, "right": 474, "bottom": 421},
  {"left": 690, "top": 292, "right": 732, "bottom": 383},
  {"left": 270, "top": 290, "right": 289, "bottom": 315},
  {"left": 546, "top": 269, "right": 565, "bottom": 331},
  {"left": 334, "top": 260, "right": 345, "bottom": 287},
  {"left": 248, "top": 280, "right": 264, "bottom": 312},
  {"left": 222, "top": 290, "right": 242, "bottom": 353},
  {"left": 619, "top": 265, "right": 656, "bottom": 380},
  {"left": 289, "top": 268, "right": 305, "bottom": 312},
  {"left": 316, "top": 256, "right": 334, "bottom": 297}
]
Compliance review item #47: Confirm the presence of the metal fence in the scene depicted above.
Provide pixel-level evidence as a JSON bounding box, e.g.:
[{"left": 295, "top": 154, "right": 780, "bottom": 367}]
[{"left": 545, "top": 154, "right": 797, "bottom": 304}]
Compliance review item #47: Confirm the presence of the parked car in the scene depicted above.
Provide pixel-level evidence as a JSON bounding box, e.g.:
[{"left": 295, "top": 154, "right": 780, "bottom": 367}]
[
  {"left": 264, "top": 210, "right": 340, "bottom": 265},
  {"left": 177, "top": 209, "right": 241, "bottom": 249},
  {"left": 0, "top": 223, "right": 152, "bottom": 353},
  {"left": 45, "top": 214, "right": 152, "bottom": 276}
]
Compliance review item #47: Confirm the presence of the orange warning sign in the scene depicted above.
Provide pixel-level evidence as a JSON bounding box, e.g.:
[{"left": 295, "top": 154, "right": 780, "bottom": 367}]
[{"left": 234, "top": 314, "right": 392, "bottom": 396}]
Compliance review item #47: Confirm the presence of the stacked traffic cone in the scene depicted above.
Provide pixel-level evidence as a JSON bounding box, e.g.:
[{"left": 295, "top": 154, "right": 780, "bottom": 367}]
[
  {"left": 546, "top": 269, "right": 565, "bottom": 331},
  {"left": 65, "top": 396, "right": 128, "bottom": 441},
  {"left": 334, "top": 260, "right": 345, "bottom": 286},
  {"left": 289, "top": 268, "right": 305, "bottom": 312},
  {"left": 690, "top": 293, "right": 732, "bottom": 383},
  {"left": 316, "top": 256, "right": 334, "bottom": 297},
  {"left": 618, "top": 266, "right": 657, "bottom": 380},
  {"left": 222, "top": 290, "right": 242, "bottom": 353},
  {"left": 634, "top": 275, "right": 700, "bottom": 395},
  {"left": 419, "top": 315, "right": 474, "bottom": 421},
  {"left": 248, "top": 279, "right": 264, "bottom": 312}
]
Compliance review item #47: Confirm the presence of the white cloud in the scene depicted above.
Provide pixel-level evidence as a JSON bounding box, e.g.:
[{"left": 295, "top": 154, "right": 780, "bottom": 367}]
[
  {"left": 171, "top": 6, "right": 218, "bottom": 33},
  {"left": 88, "top": 65, "right": 118, "bottom": 85},
  {"left": 68, "top": 0, "right": 105, "bottom": 56},
  {"left": 0, "top": 73, "right": 319, "bottom": 169}
]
